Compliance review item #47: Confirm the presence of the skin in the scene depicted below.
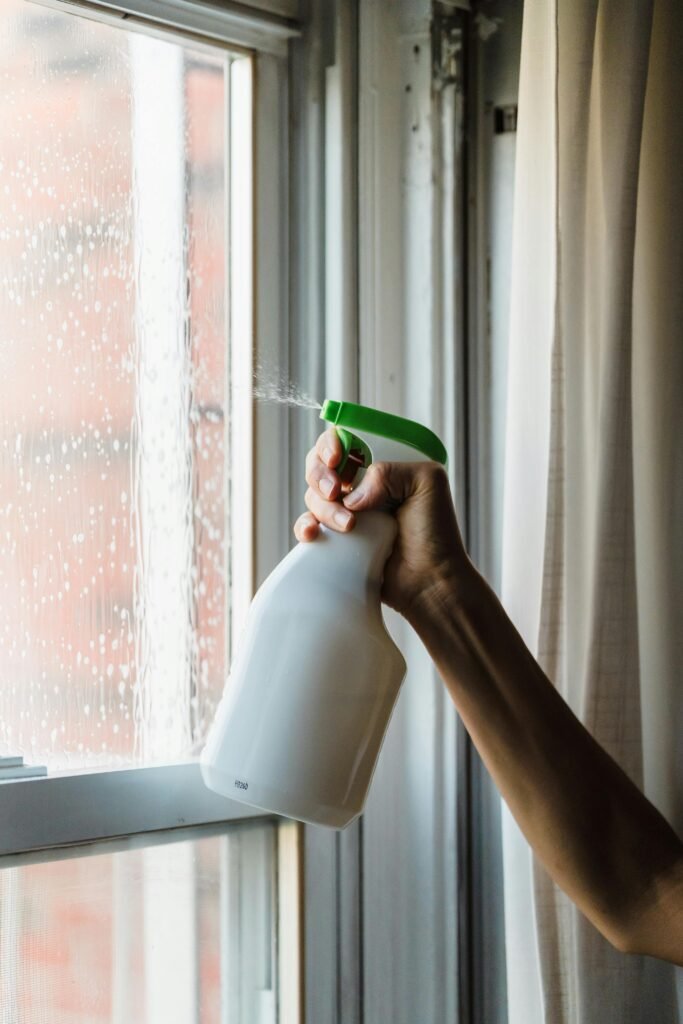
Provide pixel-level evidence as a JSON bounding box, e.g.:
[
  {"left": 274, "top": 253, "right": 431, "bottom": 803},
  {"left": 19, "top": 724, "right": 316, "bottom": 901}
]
[{"left": 295, "top": 428, "right": 683, "bottom": 965}]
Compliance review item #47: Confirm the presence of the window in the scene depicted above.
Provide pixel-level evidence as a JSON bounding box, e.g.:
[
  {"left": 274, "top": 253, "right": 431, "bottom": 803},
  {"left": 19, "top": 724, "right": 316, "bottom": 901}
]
[
  {"left": 0, "top": 824, "right": 278, "bottom": 1023},
  {"left": 0, "top": 3, "right": 239, "bottom": 770},
  {"left": 0, "top": 1, "right": 300, "bottom": 1020}
]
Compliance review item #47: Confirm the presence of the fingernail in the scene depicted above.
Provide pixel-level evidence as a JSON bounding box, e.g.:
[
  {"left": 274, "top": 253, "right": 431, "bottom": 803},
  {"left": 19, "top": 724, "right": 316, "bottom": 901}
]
[
  {"left": 334, "top": 508, "right": 352, "bottom": 528},
  {"left": 320, "top": 476, "right": 334, "bottom": 498},
  {"left": 323, "top": 446, "right": 333, "bottom": 465},
  {"left": 343, "top": 487, "right": 364, "bottom": 509}
]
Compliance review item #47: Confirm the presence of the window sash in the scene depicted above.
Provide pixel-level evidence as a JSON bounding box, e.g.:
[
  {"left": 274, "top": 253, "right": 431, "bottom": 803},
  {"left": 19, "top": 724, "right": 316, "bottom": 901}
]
[
  {"left": 2, "top": 4, "right": 292, "bottom": 857},
  {"left": 28, "top": 0, "right": 301, "bottom": 57},
  {"left": 0, "top": 764, "right": 269, "bottom": 860}
]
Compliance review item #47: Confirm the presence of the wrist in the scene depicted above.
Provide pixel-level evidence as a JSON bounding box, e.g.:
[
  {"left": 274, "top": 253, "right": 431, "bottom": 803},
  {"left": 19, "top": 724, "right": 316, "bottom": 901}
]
[{"left": 403, "top": 558, "right": 487, "bottom": 638}]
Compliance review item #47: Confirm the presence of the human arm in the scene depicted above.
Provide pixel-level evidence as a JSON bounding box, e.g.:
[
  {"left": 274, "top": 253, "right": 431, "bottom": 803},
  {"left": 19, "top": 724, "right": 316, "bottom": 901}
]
[
  {"left": 295, "top": 430, "right": 683, "bottom": 964},
  {"left": 410, "top": 567, "right": 683, "bottom": 962}
]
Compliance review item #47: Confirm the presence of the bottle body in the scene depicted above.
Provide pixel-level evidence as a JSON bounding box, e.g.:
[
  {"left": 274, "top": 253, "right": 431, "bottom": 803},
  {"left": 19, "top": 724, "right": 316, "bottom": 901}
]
[{"left": 200, "top": 511, "right": 406, "bottom": 828}]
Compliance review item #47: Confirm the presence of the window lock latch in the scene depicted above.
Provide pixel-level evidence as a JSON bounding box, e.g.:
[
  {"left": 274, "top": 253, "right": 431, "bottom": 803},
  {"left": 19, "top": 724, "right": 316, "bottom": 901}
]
[{"left": 0, "top": 756, "right": 47, "bottom": 781}]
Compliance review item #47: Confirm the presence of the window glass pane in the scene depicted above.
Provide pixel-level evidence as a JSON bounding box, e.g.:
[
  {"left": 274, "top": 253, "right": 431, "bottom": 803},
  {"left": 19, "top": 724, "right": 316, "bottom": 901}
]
[
  {"left": 0, "top": 824, "right": 276, "bottom": 1023},
  {"left": 0, "top": 3, "right": 240, "bottom": 767}
]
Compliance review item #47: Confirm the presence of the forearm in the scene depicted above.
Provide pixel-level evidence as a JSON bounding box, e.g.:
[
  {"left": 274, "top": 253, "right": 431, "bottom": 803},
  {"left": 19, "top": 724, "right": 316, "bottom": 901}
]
[{"left": 408, "top": 568, "right": 683, "bottom": 963}]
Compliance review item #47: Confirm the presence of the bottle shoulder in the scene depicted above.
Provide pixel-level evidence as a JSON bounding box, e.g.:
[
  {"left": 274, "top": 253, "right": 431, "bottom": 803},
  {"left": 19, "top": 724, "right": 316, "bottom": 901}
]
[{"left": 247, "top": 512, "right": 400, "bottom": 645}]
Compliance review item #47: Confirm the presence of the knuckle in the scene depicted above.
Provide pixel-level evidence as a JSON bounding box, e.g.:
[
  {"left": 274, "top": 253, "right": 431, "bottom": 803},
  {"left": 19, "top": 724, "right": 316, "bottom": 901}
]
[
  {"left": 316, "top": 429, "right": 341, "bottom": 468},
  {"left": 306, "top": 487, "right": 328, "bottom": 515},
  {"left": 305, "top": 452, "right": 324, "bottom": 485},
  {"left": 419, "top": 461, "right": 448, "bottom": 489},
  {"left": 367, "top": 461, "right": 398, "bottom": 498},
  {"left": 314, "top": 433, "right": 327, "bottom": 457},
  {"left": 368, "top": 460, "right": 390, "bottom": 484},
  {"left": 316, "top": 428, "right": 334, "bottom": 454}
]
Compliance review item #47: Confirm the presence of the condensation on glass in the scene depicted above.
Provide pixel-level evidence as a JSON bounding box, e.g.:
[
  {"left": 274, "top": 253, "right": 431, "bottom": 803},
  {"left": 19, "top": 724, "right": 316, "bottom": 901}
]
[
  {"left": 0, "top": 823, "right": 277, "bottom": 1024},
  {"left": 0, "top": 3, "right": 243, "bottom": 766}
]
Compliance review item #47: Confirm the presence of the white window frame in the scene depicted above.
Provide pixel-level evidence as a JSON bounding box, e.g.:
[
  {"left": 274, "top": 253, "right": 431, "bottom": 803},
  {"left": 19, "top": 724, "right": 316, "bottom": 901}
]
[
  {"left": 300, "top": 4, "right": 472, "bottom": 1024},
  {"left": 1, "top": 3, "right": 484, "bottom": 1021},
  {"left": 0, "top": 0, "right": 298, "bottom": 859},
  {"left": 31, "top": 0, "right": 299, "bottom": 56}
]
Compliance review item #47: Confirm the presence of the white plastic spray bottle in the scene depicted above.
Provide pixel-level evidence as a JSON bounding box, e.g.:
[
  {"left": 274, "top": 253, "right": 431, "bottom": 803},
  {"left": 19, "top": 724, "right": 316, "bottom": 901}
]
[{"left": 200, "top": 399, "right": 448, "bottom": 828}]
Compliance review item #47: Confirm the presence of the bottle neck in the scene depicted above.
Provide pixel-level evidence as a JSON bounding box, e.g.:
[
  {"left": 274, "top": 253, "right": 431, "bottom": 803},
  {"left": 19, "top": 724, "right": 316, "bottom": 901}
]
[{"left": 317, "top": 510, "right": 398, "bottom": 599}]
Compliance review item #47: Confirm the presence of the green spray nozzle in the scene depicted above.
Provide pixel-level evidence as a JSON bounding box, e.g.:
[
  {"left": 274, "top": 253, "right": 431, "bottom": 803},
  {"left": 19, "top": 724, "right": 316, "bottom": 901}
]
[{"left": 320, "top": 399, "right": 448, "bottom": 472}]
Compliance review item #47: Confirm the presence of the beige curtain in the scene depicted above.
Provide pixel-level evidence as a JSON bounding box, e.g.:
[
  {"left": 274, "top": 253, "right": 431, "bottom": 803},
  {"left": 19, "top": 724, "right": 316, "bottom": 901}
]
[{"left": 501, "top": 0, "right": 683, "bottom": 1021}]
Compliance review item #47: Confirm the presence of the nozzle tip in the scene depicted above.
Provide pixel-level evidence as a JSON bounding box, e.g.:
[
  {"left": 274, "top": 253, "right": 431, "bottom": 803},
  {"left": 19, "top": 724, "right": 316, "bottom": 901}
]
[{"left": 320, "top": 399, "right": 342, "bottom": 424}]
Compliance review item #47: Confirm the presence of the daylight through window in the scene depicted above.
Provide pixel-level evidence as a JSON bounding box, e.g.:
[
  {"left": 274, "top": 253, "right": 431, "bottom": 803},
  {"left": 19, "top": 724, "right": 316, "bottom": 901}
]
[{"left": 0, "top": 3, "right": 250, "bottom": 769}]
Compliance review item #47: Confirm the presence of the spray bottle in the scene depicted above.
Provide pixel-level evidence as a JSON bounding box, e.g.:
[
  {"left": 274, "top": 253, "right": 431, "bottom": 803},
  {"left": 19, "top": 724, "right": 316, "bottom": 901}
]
[{"left": 200, "top": 399, "right": 448, "bottom": 828}]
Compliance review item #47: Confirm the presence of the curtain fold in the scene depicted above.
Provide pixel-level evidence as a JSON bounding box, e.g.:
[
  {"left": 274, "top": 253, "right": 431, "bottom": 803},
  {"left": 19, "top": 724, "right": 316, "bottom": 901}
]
[{"left": 502, "top": 0, "right": 683, "bottom": 1020}]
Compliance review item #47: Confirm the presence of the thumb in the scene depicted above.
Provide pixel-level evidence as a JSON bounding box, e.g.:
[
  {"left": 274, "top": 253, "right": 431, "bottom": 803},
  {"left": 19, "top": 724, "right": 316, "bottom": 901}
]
[{"left": 342, "top": 461, "right": 419, "bottom": 512}]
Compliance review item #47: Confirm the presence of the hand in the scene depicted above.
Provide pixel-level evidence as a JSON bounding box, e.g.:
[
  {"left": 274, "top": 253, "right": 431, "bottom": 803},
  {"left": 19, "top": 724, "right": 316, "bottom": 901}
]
[{"left": 293, "top": 428, "right": 473, "bottom": 620}]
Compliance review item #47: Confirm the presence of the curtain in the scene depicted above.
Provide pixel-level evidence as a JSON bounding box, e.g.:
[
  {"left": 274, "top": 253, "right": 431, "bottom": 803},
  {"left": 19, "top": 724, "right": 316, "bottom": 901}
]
[{"left": 501, "top": 1, "right": 683, "bottom": 1021}]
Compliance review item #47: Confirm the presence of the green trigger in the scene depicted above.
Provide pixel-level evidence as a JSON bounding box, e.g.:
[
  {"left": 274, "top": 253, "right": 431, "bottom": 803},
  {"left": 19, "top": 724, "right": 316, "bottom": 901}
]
[{"left": 336, "top": 428, "right": 371, "bottom": 486}]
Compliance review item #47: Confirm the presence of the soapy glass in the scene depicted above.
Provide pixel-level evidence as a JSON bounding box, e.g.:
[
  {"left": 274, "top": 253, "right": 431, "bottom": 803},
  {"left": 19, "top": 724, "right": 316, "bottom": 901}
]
[{"left": 0, "top": 2, "right": 237, "bottom": 768}]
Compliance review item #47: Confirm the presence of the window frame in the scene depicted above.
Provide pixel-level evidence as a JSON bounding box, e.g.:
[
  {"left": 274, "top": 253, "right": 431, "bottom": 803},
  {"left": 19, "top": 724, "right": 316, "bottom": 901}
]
[
  {"left": 0, "top": 0, "right": 299, "bottom": 859},
  {"left": 30, "top": 0, "right": 299, "bottom": 56},
  {"left": 304, "top": 4, "right": 472, "bottom": 1023}
]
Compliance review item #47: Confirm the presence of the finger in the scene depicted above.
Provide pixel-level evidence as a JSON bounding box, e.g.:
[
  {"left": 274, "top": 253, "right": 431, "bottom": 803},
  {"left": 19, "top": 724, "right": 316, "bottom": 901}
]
[
  {"left": 305, "top": 448, "right": 341, "bottom": 501},
  {"left": 315, "top": 428, "right": 343, "bottom": 469},
  {"left": 342, "top": 461, "right": 425, "bottom": 512},
  {"left": 294, "top": 511, "right": 320, "bottom": 542},
  {"left": 304, "top": 487, "right": 355, "bottom": 533}
]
